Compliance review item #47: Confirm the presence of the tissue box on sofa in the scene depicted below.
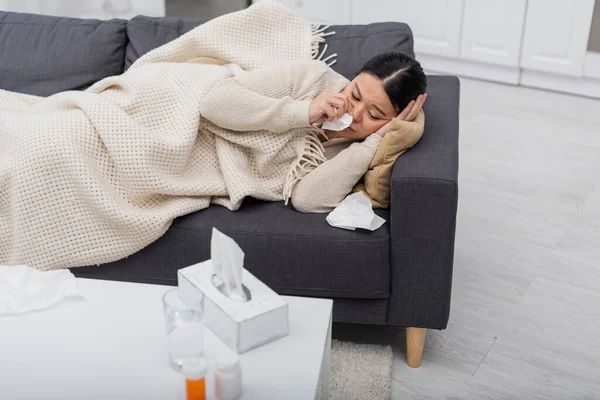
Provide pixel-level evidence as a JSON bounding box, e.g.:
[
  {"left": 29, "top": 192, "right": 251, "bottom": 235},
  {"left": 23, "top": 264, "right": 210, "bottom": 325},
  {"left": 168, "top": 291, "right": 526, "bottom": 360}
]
[{"left": 178, "top": 260, "right": 289, "bottom": 354}]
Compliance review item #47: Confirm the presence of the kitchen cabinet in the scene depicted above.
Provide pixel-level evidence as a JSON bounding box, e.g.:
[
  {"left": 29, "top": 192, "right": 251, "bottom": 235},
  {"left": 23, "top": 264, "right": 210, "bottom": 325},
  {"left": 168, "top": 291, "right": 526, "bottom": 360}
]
[
  {"left": 268, "top": 0, "right": 596, "bottom": 79},
  {"left": 460, "top": 0, "right": 527, "bottom": 67},
  {"left": 287, "top": 0, "right": 600, "bottom": 97},
  {"left": 520, "top": 0, "right": 595, "bottom": 76},
  {"left": 352, "top": 0, "right": 464, "bottom": 58}
]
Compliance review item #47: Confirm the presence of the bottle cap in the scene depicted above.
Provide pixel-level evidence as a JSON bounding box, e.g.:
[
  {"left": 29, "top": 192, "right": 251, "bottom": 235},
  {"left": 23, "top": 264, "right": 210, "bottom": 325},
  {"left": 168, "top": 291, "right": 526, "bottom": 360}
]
[
  {"left": 216, "top": 352, "right": 240, "bottom": 372},
  {"left": 182, "top": 358, "right": 208, "bottom": 380}
]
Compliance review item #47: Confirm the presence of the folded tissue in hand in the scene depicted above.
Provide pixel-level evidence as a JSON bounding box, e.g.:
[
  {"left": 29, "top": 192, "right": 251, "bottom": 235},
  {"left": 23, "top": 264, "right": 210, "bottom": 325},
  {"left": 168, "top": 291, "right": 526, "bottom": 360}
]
[
  {"left": 322, "top": 112, "right": 353, "bottom": 131},
  {"left": 178, "top": 228, "right": 288, "bottom": 353},
  {"left": 327, "top": 192, "right": 386, "bottom": 231},
  {"left": 0, "top": 265, "right": 83, "bottom": 314}
]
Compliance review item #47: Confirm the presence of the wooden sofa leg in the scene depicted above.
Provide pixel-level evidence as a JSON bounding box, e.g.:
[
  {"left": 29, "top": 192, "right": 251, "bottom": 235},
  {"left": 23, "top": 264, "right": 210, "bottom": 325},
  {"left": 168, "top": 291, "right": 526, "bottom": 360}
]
[{"left": 406, "top": 327, "right": 427, "bottom": 368}]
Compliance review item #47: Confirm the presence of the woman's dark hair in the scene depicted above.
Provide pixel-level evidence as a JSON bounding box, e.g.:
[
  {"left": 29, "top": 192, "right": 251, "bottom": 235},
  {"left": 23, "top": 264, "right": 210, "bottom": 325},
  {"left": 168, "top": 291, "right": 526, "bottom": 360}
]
[{"left": 359, "top": 52, "right": 427, "bottom": 113}]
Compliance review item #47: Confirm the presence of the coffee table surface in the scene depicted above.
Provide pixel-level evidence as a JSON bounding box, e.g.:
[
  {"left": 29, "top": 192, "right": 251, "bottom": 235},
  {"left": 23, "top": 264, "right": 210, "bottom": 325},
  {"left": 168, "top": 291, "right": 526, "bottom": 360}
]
[{"left": 0, "top": 278, "right": 332, "bottom": 400}]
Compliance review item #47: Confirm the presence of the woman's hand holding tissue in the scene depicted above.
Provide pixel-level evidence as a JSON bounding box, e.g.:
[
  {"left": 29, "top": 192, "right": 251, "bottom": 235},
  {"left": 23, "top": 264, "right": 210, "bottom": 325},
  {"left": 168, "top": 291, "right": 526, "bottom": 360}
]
[
  {"left": 373, "top": 93, "right": 427, "bottom": 138},
  {"left": 309, "top": 91, "right": 349, "bottom": 124}
]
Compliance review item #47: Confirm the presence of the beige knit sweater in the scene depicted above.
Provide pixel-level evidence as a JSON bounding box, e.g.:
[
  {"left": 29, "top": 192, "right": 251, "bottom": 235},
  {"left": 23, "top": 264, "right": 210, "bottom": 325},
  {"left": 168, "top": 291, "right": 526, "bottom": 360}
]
[
  {"left": 293, "top": 134, "right": 381, "bottom": 212},
  {"left": 202, "top": 62, "right": 382, "bottom": 214}
]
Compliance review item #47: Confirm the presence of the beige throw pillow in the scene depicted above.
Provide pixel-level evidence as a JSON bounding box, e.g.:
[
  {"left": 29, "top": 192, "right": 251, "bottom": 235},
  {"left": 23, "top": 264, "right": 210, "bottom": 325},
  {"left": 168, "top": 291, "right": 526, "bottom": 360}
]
[{"left": 353, "top": 110, "right": 425, "bottom": 208}]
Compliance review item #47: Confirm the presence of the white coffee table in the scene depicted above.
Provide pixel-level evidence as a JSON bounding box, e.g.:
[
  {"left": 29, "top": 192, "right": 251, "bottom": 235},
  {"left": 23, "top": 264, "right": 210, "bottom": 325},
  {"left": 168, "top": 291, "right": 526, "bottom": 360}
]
[{"left": 0, "top": 278, "right": 332, "bottom": 400}]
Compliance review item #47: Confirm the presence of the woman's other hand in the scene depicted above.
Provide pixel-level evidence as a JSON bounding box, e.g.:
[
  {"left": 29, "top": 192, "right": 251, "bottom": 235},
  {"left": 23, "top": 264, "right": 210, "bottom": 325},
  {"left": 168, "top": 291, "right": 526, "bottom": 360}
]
[
  {"left": 373, "top": 121, "right": 392, "bottom": 137},
  {"left": 309, "top": 92, "right": 349, "bottom": 124},
  {"left": 397, "top": 93, "right": 427, "bottom": 122},
  {"left": 372, "top": 93, "right": 426, "bottom": 138}
]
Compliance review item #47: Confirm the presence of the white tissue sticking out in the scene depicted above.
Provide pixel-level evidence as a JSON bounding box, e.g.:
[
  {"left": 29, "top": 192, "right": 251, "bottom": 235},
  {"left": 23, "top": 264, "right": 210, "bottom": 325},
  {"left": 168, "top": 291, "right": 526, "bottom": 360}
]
[
  {"left": 211, "top": 227, "right": 249, "bottom": 302},
  {"left": 326, "top": 192, "right": 386, "bottom": 231},
  {"left": 322, "top": 113, "right": 353, "bottom": 131},
  {"left": 0, "top": 265, "right": 83, "bottom": 314}
]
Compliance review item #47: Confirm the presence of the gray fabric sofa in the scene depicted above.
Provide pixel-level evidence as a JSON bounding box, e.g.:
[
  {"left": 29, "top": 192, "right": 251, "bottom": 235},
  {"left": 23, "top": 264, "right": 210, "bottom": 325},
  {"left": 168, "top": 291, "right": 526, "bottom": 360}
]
[{"left": 0, "top": 10, "right": 459, "bottom": 365}]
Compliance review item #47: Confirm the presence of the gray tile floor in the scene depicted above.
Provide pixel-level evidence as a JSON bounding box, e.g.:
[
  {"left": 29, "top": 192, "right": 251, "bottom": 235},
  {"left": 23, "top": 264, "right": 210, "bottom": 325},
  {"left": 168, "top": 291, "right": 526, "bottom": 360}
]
[{"left": 334, "top": 78, "right": 600, "bottom": 399}]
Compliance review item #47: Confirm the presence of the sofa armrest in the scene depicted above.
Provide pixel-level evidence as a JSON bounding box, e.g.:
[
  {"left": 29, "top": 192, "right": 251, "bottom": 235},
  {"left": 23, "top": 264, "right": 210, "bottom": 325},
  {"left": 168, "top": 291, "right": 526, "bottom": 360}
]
[{"left": 387, "top": 75, "right": 459, "bottom": 329}]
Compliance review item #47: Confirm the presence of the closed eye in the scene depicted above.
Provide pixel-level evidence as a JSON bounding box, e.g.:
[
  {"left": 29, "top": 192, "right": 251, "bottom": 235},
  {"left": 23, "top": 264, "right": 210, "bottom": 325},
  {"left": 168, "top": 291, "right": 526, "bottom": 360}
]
[{"left": 352, "top": 91, "right": 381, "bottom": 120}]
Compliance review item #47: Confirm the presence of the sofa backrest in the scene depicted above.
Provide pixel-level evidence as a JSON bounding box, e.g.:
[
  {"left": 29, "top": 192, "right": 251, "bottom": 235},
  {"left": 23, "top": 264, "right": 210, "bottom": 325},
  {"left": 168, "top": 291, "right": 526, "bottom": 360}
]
[
  {"left": 316, "top": 22, "right": 414, "bottom": 80},
  {"left": 0, "top": 11, "right": 414, "bottom": 97},
  {"left": 125, "top": 16, "right": 415, "bottom": 80},
  {"left": 125, "top": 16, "right": 203, "bottom": 70},
  {"left": 0, "top": 12, "right": 127, "bottom": 96}
]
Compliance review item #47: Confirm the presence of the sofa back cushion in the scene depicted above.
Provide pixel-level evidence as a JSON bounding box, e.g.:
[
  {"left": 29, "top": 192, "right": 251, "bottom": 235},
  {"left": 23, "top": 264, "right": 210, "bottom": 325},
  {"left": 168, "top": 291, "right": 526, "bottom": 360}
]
[
  {"left": 0, "top": 12, "right": 127, "bottom": 96},
  {"left": 0, "top": 11, "right": 415, "bottom": 95},
  {"left": 320, "top": 22, "right": 415, "bottom": 80},
  {"left": 124, "top": 17, "right": 414, "bottom": 80},
  {"left": 125, "top": 16, "right": 203, "bottom": 70}
]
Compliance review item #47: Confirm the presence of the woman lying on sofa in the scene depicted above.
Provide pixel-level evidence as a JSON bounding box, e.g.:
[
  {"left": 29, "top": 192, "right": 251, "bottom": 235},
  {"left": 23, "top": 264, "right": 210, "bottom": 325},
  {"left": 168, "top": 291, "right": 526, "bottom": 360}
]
[
  {"left": 0, "top": 52, "right": 425, "bottom": 270},
  {"left": 200, "top": 51, "right": 427, "bottom": 213},
  {"left": 0, "top": 0, "right": 426, "bottom": 272}
]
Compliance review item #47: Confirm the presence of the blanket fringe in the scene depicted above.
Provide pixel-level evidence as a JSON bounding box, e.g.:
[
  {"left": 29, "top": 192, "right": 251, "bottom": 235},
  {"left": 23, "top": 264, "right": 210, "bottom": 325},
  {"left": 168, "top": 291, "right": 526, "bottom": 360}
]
[
  {"left": 311, "top": 24, "right": 338, "bottom": 67},
  {"left": 283, "top": 128, "right": 328, "bottom": 205}
]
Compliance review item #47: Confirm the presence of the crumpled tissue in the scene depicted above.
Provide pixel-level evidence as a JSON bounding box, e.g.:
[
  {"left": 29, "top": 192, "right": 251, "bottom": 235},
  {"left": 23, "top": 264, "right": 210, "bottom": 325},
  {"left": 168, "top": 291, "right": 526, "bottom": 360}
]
[
  {"left": 322, "top": 113, "right": 353, "bottom": 131},
  {"left": 0, "top": 265, "right": 83, "bottom": 314},
  {"left": 326, "top": 192, "right": 386, "bottom": 231}
]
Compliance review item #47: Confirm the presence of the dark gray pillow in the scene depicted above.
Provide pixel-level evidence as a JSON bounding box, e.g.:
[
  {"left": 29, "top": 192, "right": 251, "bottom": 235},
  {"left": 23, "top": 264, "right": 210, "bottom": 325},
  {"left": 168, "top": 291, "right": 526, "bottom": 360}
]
[
  {"left": 0, "top": 12, "right": 127, "bottom": 96},
  {"left": 322, "top": 22, "right": 415, "bottom": 80},
  {"left": 125, "top": 16, "right": 203, "bottom": 70}
]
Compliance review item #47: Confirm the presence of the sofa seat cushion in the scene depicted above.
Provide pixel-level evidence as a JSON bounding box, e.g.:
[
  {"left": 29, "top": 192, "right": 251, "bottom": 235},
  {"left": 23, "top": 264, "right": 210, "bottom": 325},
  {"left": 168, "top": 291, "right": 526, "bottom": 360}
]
[
  {"left": 0, "top": 12, "right": 127, "bottom": 96},
  {"left": 74, "top": 198, "right": 390, "bottom": 299}
]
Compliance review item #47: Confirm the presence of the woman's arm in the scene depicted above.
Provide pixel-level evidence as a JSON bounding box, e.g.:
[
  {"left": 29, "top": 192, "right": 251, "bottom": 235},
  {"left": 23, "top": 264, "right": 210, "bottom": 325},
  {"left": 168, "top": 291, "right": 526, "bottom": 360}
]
[
  {"left": 201, "top": 81, "right": 311, "bottom": 133},
  {"left": 291, "top": 134, "right": 382, "bottom": 213},
  {"left": 201, "top": 61, "right": 347, "bottom": 133}
]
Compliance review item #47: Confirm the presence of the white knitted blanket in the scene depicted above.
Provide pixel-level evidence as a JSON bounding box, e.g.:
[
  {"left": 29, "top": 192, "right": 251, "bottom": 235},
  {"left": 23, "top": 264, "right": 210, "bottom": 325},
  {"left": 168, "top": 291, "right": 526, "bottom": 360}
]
[{"left": 0, "top": 0, "right": 336, "bottom": 270}]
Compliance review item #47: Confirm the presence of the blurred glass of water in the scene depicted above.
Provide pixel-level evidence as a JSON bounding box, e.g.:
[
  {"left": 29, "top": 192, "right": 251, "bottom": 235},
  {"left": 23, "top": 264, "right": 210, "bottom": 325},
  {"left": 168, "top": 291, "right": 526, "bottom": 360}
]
[{"left": 162, "top": 288, "right": 205, "bottom": 374}]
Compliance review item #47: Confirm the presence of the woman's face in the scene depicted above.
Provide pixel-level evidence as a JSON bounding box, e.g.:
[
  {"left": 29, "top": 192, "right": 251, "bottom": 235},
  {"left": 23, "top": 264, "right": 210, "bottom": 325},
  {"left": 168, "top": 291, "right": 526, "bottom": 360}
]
[{"left": 339, "top": 73, "right": 398, "bottom": 140}]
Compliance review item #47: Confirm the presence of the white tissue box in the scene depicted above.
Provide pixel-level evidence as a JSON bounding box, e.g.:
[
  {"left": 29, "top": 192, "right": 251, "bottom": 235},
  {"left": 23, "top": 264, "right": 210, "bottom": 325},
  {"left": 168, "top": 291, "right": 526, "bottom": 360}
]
[{"left": 178, "top": 260, "right": 289, "bottom": 354}]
